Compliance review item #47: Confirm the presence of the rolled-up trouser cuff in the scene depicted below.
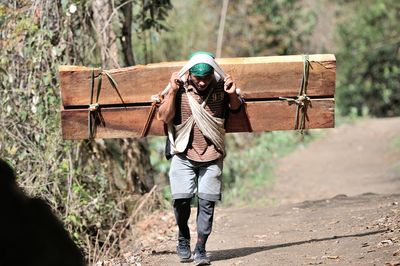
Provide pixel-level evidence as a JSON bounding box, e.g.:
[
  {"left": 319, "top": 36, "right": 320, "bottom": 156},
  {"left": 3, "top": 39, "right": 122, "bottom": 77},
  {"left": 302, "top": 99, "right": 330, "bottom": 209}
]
[
  {"left": 198, "top": 192, "right": 221, "bottom": 202},
  {"left": 172, "top": 193, "right": 195, "bottom": 200}
]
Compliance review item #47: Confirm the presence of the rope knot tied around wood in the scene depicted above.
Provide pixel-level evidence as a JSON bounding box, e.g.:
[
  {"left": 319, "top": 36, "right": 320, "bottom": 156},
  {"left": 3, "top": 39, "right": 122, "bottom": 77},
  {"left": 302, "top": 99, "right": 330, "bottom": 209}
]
[
  {"left": 279, "top": 94, "right": 311, "bottom": 107},
  {"left": 87, "top": 68, "right": 126, "bottom": 139},
  {"left": 279, "top": 54, "right": 312, "bottom": 133},
  {"left": 88, "top": 103, "right": 99, "bottom": 111}
]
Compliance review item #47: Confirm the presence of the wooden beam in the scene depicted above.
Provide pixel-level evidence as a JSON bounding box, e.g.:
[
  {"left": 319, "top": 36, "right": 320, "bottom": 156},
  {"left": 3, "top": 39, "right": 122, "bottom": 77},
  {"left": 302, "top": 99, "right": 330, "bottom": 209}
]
[
  {"left": 61, "top": 99, "right": 334, "bottom": 140},
  {"left": 59, "top": 54, "right": 335, "bottom": 107}
]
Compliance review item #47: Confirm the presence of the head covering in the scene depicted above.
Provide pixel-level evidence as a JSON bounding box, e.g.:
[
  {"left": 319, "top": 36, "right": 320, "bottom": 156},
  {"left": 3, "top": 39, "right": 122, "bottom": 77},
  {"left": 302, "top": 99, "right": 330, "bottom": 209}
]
[{"left": 189, "top": 51, "right": 215, "bottom": 77}]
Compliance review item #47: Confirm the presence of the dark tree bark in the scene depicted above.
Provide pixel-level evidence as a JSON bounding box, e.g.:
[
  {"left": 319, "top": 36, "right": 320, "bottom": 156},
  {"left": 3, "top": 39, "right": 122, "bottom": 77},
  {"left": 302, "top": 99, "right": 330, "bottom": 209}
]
[
  {"left": 120, "top": 1, "right": 135, "bottom": 66},
  {"left": 122, "top": 138, "right": 155, "bottom": 193}
]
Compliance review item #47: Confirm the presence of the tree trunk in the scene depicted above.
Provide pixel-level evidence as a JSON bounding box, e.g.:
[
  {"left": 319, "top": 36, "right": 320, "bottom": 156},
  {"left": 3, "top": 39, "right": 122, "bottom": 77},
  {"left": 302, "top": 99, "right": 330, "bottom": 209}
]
[
  {"left": 122, "top": 138, "right": 155, "bottom": 193},
  {"left": 120, "top": 1, "right": 135, "bottom": 66},
  {"left": 91, "top": 0, "right": 120, "bottom": 68},
  {"left": 91, "top": 0, "right": 154, "bottom": 194}
]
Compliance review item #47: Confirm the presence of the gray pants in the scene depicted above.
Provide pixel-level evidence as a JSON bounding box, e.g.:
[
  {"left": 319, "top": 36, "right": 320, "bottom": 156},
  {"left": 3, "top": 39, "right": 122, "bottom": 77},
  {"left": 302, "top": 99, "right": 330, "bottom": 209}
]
[
  {"left": 169, "top": 154, "right": 223, "bottom": 201},
  {"left": 170, "top": 154, "right": 222, "bottom": 247}
]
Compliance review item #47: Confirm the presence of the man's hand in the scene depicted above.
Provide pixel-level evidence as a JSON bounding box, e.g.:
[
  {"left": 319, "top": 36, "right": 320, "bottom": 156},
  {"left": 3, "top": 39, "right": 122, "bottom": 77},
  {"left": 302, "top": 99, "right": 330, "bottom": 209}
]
[
  {"left": 224, "top": 74, "right": 237, "bottom": 94},
  {"left": 170, "top": 72, "right": 182, "bottom": 92},
  {"left": 224, "top": 74, "right": 242, "bottom": 111}
]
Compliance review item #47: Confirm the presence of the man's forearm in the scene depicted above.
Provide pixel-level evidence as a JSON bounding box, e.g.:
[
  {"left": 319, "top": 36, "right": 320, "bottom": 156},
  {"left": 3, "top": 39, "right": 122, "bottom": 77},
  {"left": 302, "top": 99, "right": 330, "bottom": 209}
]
[{"left": 157, "top": 88, "right": 178, "bottom": 123}]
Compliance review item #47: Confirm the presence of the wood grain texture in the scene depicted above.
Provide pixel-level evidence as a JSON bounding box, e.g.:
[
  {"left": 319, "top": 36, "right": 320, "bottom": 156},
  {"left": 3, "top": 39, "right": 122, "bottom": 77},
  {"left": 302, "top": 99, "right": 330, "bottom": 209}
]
[
  {"left": 59, "top": 54, "right": 336, "bottom": 107},
  {"left": 61, "top": 99, "right": 334, "bottom": 140}
]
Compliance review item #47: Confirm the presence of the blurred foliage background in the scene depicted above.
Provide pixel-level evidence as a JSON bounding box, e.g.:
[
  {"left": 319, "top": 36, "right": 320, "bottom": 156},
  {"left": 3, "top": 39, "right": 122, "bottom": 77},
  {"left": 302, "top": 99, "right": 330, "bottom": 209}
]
[
  {"left": 336, "top": 0, "right": 400, "bottom": 117},
  {"left": 0, "top": 0, "right": 399, "bottom": 263}
]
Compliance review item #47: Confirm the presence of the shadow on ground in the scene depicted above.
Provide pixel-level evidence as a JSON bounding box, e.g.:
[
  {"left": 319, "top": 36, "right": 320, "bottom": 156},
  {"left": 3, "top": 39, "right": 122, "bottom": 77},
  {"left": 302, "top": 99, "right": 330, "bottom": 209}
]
[
  {"left": 209, "top": 229, "right": 387, "bottom": 261},
  {"left": 150, "top": 229, "right": 387, "bottom": 261}
]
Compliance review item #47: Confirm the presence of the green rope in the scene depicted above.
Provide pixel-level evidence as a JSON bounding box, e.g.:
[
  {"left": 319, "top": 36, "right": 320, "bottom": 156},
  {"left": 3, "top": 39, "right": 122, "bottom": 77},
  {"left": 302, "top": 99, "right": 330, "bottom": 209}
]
[
  {"left": 88, "top": 68, "right": 125, "bottom": 139},
  {"left": 88, "top": 68, "right": 102, "bottom": 139},
  {"left": 279, "top": 54, "right": 312, "bottom": 134}
]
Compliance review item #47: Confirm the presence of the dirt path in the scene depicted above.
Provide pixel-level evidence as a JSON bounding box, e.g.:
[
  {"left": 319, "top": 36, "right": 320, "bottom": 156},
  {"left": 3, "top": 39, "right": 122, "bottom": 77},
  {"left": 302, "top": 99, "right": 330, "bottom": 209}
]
[
  {"left": 130, "top": 118, "right": 400, "bottom": 266},
  {"left": 269, "top": 117, "right": 400, "bottom": 205}
]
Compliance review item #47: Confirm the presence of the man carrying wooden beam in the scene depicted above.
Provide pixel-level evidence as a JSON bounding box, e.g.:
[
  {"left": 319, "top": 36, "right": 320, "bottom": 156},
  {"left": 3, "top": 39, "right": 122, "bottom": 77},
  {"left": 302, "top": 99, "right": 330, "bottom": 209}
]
[
  {"left": 59, "top": 54, "right": 335, "bottom": 139},
  {"left": 157, "top": 51, "right": 243, "bottom": 265},
  {"left": 59, "top": 52, "right": 335, "bottom": 264}
]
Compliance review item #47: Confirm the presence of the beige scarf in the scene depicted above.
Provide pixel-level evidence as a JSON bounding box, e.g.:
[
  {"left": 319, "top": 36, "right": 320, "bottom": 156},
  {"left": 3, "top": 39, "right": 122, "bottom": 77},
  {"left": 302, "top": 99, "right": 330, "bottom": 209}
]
[{"left": 167, "top": 83, "right": 226, "bottom": 156}]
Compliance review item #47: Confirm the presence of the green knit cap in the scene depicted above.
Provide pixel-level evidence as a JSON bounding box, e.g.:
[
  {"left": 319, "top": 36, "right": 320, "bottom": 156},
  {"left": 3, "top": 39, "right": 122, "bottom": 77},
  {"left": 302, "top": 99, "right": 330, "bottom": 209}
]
[{"left": 189, "top": 51, "right": 215, "bottom": 77}]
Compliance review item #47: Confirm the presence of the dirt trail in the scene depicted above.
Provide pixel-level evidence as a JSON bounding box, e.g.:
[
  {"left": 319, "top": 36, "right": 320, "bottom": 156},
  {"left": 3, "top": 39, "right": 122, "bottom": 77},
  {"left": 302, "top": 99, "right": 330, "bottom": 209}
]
[
  {"left": 270, "top": 117, "right": 400, "bottom": 205},
  {"left": 135, "top": 118, "right": 400, "bottom": 266}
]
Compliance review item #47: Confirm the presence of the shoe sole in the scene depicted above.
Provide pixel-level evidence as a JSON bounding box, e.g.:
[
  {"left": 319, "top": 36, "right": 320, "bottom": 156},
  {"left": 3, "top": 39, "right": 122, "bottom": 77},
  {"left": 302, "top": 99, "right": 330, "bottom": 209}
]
[
  {"left": 194, "top": 259, "right": 210, "bottom": 266},
  {"left": 179, "top": 256, "right": 192, "bottom": 263}
]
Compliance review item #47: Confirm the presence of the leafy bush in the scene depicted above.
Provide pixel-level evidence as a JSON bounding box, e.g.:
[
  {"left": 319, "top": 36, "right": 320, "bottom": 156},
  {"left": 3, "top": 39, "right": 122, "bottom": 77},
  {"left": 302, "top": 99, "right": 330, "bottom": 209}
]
[
  {"left": 0, "top": 1, "right": 149, "bottom": 263},
  {"left": 336, "top": 0, "right": 400, "bottom": 117}
]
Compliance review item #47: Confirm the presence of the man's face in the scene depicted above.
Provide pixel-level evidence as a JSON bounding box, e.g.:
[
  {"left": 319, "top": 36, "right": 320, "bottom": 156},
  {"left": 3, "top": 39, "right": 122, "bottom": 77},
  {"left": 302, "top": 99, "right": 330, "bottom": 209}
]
[{"left": 191, "top": 73, "right": 214, "bottom": 91}]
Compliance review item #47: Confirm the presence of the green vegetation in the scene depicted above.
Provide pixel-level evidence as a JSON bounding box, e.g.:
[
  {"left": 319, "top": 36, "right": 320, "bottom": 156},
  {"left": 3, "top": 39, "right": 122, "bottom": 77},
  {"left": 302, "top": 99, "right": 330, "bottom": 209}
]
[
  {"left": 1, "top": 0, "right": 399, "bottom": 264},
  {"left": 391, "top": 136, "right": 400, "bottom": 151},
  {"left": 222, "top": 130, "right": 322, "bottom": 206},
  {"left": 133, "top": 0, "right": 315, "bottom": 60},
  {"left": 336, "top": 0, "right": 400, "bottom": 117},
  {"left": 223, "top": 0, "right": 316, "bottom": 56},
  {"left": 0, "top": 0, "right": 170, "bottom": 263},
  {"left": 393, "top": 136, "right": 400, "bottom": 174}
]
